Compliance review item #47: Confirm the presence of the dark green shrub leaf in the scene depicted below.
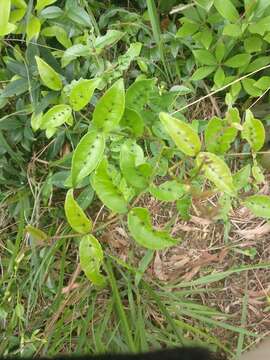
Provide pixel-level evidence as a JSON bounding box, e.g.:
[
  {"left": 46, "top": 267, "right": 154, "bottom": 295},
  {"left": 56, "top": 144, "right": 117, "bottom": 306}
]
[
  {"left": 159, "top": 112, "right": 201, "bottom": 156},
  {"left": 91, "top": 159, "right": 128, "bottom": 214},
  {"left": 244, "top": 195, "right": 270, "bottom": 218},
  {"left": 71, "top": 130, "right": 105, "bottom": 187},
  {"left": 196, "top": 152, "right": 236, "bottom": 196},
  {"left": 35, "top": 55, "right": 62, "bottom": 90},
  {"left": 64, "top": 189, "right": 92, "bottom": 234},
  {"left": 79, "top": 235, "right": 106, "bottom": 286},
  {"left": 128, "top": 207, "right": 178, "bottom": 250},
  {"left": 92, "top": 78, "right": 125, "bottom": 133},
  {"left": 241, "top": 109, "right": 265, "bottom": 152}
]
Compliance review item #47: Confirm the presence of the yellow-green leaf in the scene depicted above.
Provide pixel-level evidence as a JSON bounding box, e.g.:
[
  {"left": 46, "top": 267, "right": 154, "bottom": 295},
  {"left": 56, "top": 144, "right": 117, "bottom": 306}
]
[
  {"left": 35, "top": 0, "right": 57, "bottom": 11},
  {"left": 64, "top": 189, "right": 92, "bottom": 234},
  {"left": 70, "top": 78, "right": 100, "bottom": 111},
  {"left": 128, "top": 207, "right": 178, "bottom": 250},
  {"left": 26, "top": 16, "right": 40, "bottom": 41},
  {"left": 40, "top": 104, "right": 72, "bottom": 130},
  {"left": 79, "top": 235, "right": 106, "bottom": 286},
  {"left": 25, "top": 225, "right": 48, "bottom": 241},
  {"left": 244, "top": 195, "right": 270, "bottom": 219},
  {"left": 196, "top": 152, "right": 236, "bottom": 196},
  {"left": 71, "top": 130, "right": 105, "bottom": 187},
  {"left": 159, "top": 112, "right": 201, "bottom": 156},
  {"left": 241, "top": 109, "right": 265, "bottom": 152},
  {"left": 35, "top": 56, "right": 62, "bottom": 91}
]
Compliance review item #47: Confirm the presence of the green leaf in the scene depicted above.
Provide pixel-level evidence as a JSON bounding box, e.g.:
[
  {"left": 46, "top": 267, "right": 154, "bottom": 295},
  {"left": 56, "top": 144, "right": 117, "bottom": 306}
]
[
  {"left": 196, "top": 152, "right": 236, "bottom": 196},
  {"left": 249, "top": 16, "right": 270, "bottom": 36},
  {"left": 205, "top": 116, "right": 238, "bottom": 154},
  {"left": 69, "top": 78, "right": 100, "bottom": 111},
  {"left": 64, "top": 189, "right": 92, "bottom": 234},
  {"left": 224, "top": 54, "right": 251, "bottom": 68},
  {"left": 92, "top": 78, "right": 125, "bottom": 133},
  {"left": 128, "top": 207, "right": 178, "bottom": 250},
  {"left": 252, "top": 164, "right": 265, "bottom": 184},
  {"left": 242, "top": 78, "right": 263, "bottom": 97},
  {"left": 25, "top": 225, "right": 48, "bottom": 241},
  {"left": 91, "top": 159, "right": 128, "bottom": 214},
  {"left": 193, "top": 28, "right": 213, "bottom": 49},
  {"left": 42, "top": 25, "right": 72, "bottom": 48},
  {"left": 159, "top": 112, "right": 201, "bottom": 156},
  {"left": 215, "top": 42, "right": 225, "bottom": 63},
  {"left": 241, "top": 109, "right": 265, "bottom": 152},
  {"left": 120, "top": 107, "right": 144, "bottom": 137},
  {"left": 223, "top": 24, "right": 242, "bottom": 37},
  {"left": 31, "top": 112, "right": 43, "bottom": 132},
  {"left": 71, "top": 130, "right": 105, "bottom": 187},
  {"left": 213, "top": 0, "right": 239, "bottom": 22},
  {"left": 176, "top": 20, "right": 199, "bottom": 38},
  {"left": 0, "top": 0, "right": 12, "bottom": 36},
  {"left": 190, "top": 66, "right": 216, "bottom": 81},
  {"left": 120, "top": 140, "right": 150, "bottom": 189},
  {"left": 35, "top": 0, "right": 57, "bottom": 11},
  {"left": 149, "top": 180, "right": 188, "bottom": 202},
  {"left": 26, "top": 16, "right": 40, "bottom": 41},
  {"left": 35, "top": 56, "right": 62, "bottom": 91},
  {"left": 94, "top": 30, "right": 124, "bottom": 50},
  {"left": 213, "top": 67, "right": 225, "bottom": 87},
  {"left": 61, "top": 45, "right": 90, "bottom": 67},
  {"left": 233, "top": 164, "right": 251, "bottom": 191},
  {"left": 79, "top": 235, "right": 106, "bottom": 286},
  {"left": 125, "top": 79, "right": 155, "bottom": 111},
  {"left": 40, "top": 104, "right": 72, "bottom": 130},
  {"left": 176, "top": 195, "right": 192, "bottom": 220},
  {"left": 193, "top": 49, "right": 217, "bottom": 66},
  {"left": 244, "top": 195, "right": 270, "bottom": 219},
  {"left": 254, "top": 76, "right": 270, "bottom": 90},
  {"left": 244, "top": 36, "right": 262, "bottom": 53}
]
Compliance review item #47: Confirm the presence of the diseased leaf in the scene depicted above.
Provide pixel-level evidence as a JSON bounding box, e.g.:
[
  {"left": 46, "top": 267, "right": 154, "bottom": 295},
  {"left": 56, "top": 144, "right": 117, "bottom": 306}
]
[
  {"left": 40, "top": 104, "right": 72, "bottom": 130},
  {"left": 120, "top": 107, "right": 144, "bottom": 137},
  {"left": 149, "top": 180, "right": 188, "bottom": 202},
  {"left": 196, "top": 152, "right": 236, "bottom": 196},
  {"left": 35, "top": 56, "right": 62, "bottom": 90},
  {"left": 125, "top": 79, "right": 156, "bottom": 111},
  {"left": 244, "top": 195, "right": 270, "bottom": 219},
  {"left": 79, "top": 235, "right": 106, "bottom": 286},
  {"left": 233, "top": 164, "right": 251, "bottom": 191},
  {"left": 64, "top": 189, "right": 92, "bottom": 234},
  {"left": 69, "top": 78, "right": 100, "bottom": 111},
  {"left": 91, "top": 159, "right": 128, "bottom": 214},
  {"left": 205, "top": 116, "right": 238, "bottom": 154},
  {"left": 159, "top": 112, "right": 201, "bottom": 156},
  {"left": 241, "top": 109, "right": 265, "bottom": 152},
  {"left": 71, "top": 130, "right": 105, "bottom": 187},
  {"left": 128, "top": 207, "right": 178, "bottom": 250},
  {"left": 92, "top": 78, "right": 125, "bottom": 133}
]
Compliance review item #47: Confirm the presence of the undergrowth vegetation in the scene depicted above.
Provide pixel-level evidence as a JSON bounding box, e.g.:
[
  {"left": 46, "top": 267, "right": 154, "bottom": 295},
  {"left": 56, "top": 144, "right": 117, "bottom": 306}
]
[{"left": 0, "top": 0, "right": 270, "bottom": 358}]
